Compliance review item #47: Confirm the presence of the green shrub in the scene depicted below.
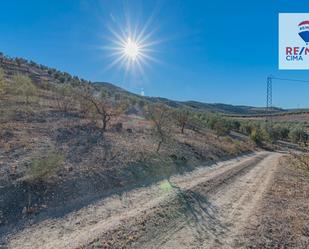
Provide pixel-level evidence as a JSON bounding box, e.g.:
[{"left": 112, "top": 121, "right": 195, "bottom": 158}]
[
  {"left": 276, "top": 125, "right": 290, "bottom": 140},
  {"left": 229, "top": 120, "right": 241, "bottom": 131},
  {"left": 215, "top": 120, "right": 230, "bottom": 136},
  {"left": 289, "top": 127, "right": 309, "bottom": 146},
  {"left": 262, "top": 124, "right": 291, "bottom": 142},
  {"left": 240, "top": 122, "right": 253, "bottom": 135},
  {"left": 250, "top": 128, "right": 265, "bottom": 145},
  {"left": 27, "top": 152, "right": 64, "bottom": 182},
  {"left": 12, "top": 74, "right": 37, "bottom": 103}
]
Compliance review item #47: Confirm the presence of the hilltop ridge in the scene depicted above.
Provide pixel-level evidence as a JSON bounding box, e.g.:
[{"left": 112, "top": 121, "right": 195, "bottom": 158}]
[{"left": 0, "top": 52, "right": 285, "bottom": 115}]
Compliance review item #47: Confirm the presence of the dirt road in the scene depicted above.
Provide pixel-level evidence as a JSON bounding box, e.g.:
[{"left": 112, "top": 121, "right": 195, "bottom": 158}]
[{"left": 5, "top": 151, "right": 281, "bottom": 249}]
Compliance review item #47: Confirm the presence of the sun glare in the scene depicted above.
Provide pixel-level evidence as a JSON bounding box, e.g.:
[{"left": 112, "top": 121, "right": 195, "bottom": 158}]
[
  {"left": 123, "top": 38, "right": 139, "bottom": 60},
  {"left": 101, "top": 13, "right": 162, "bottom": 76}
]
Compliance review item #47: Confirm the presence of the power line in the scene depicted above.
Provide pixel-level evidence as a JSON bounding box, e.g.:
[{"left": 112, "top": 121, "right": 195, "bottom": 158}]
[
  {"left": 271, "top": 77, "right": 309, "bottom": 83},
  {"left": 266, "top": 75, "right": 309, "bottom": 126}
]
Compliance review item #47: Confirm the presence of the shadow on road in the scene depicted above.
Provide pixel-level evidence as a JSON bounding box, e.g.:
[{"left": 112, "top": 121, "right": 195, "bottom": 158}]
[{"left": 169, "top": 180, "right": 228, "bottom": 245}]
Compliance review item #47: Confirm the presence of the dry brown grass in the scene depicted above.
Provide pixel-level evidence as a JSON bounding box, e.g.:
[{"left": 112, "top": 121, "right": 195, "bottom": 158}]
[
  {"left": 0, "top": 87, "right": 256, "bottom": 227},
  {"left": 0, "top": 88, "right": 254, "bottom": 185},
  {"left": 244, "top": 155, "right": 309, "bottom": 249}
]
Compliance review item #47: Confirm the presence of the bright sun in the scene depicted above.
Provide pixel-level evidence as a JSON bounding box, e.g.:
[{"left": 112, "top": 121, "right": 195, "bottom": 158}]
[
  {"left": 123, "top": 38, "right": 140, "bottom": 60},
  {"left": 102, "top": 21, "right": 160, "bottom": 74}
]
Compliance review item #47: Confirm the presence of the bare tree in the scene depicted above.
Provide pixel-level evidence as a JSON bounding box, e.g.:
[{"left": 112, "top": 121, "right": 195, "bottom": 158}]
[
  {"left": 177, "top": 109, "right": 190, "bottom": 134},
  {"left": 146, "top": 103, "right": 170, "bottom": 152},
  {"left": 55, "top": 84, "right": 75, "bottom": 112},
  {"left": 77, "top": 86, "right": 126, "bottom": 132}
]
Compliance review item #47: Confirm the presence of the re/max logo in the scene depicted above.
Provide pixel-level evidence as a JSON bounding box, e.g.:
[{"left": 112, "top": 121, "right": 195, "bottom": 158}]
[{"left": 285, "top": 47, "right": 309, "bottom": 61}]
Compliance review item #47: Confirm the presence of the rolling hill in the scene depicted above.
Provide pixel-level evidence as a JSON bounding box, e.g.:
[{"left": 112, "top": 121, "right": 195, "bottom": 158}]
[{"left": 0, "top": 52, "right": 286, "bottom": 116}]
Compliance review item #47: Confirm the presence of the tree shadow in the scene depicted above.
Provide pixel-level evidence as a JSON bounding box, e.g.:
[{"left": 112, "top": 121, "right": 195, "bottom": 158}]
[{"left": 169, "top": 180, "right": 228, "bottom": 246}]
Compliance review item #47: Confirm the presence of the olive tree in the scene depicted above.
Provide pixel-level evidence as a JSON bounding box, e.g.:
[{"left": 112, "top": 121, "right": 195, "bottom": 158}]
[
  {"left": 77, "top": 87, "right": 126, "bottom": 132},
  {"left": 12, "top": 74, "right": 37, "bottom": 104},
  {"left": 146, "top": 103, "right": 170, "bottom": 152},
  {"left": 55, "top": 84, "right": 75, "bottom": 112},
  {"left": 176, "top": 109, "right": 190, "bottom": 134},
  {"left": 250, "top": 128, "right": 266, "bottom": 145},
  {"left": 289, "top": 127, "right": 309, "bottom": 146}
]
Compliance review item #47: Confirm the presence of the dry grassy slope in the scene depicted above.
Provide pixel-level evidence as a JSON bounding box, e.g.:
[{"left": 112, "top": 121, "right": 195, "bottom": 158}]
[
  {"left": 0, "top": 54, "right": 287, "bottom": 115},
  {"left": 0, "top": 56, "right": 254, "bottom": 231}
]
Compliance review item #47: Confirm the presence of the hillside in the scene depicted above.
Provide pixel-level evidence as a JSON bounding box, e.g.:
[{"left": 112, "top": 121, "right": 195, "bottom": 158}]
[
  {"left": 0, "top": 53, "right": 257, "bottom": 235},
  {"left": 1, "top": 53, "right": 309, "bottom": 249},
  {"left": 95, "top": 81, "right": 286, "bottom": 115},
  {"left": 0, "top": 53, "right": 286, "bottom": 116}
]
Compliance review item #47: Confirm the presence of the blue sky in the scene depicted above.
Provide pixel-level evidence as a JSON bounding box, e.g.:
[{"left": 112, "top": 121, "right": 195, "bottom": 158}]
[{"left": 1, "top": 0, "right": 309, "bottom": 108}]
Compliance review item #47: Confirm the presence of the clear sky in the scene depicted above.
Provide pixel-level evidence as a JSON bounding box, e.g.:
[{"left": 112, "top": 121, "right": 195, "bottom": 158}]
[{"left": 1, "top": 0, "right": 309, "bottom": 108}]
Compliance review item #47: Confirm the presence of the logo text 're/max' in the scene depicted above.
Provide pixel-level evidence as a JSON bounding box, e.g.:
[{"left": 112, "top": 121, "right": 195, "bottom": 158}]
[{"left": 285, "top": 47, "right": 309, "bottom": 61}]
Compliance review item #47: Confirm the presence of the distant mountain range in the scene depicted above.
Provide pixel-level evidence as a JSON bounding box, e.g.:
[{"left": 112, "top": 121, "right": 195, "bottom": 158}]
[
  {"left": 94, "top": 81, "right": 286, "bottom": 115},
  {"left": 0, "top": 52, "right": 292, "bottom": 115}
]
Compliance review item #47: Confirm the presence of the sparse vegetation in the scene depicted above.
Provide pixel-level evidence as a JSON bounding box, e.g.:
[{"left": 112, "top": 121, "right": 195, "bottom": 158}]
[
  {"left": 289, "top": 127, "right": 309, "bottom": 146},
  {"left": 207, "top": 116, "right": 231, "bottom": 136},
  {"left": 289, "top": 153, "right": 309, "bottom": 172},
  {"left": 55, "top": 84, "right": 75, "bottom": 112},
  {"left": 27, "top": 151, "right": 64, "bottom": 182},
  {"left": 2, "top": 51, "right": 308, "bottom": 239},
  {"left": 0, "top": 68, "right": 7, "bottom": 96},
  {"left": 12, "top": 74, "right": 37, "bottom": 104},
  {"left": 245, "top": 155, "right": 309, "bottom": 249},
  {"left": 77, "top": 86, "right": 127, "bottom": 132},
  {"left": 176, "top": 109, "right": 190, "bottom": 134},
  {"left": 249, "top": 128, "right": 265, "bottom": 145},
  {"left": 146, "top": 103, "right": 171, "bottom": 152},
  {"left": 222, "top": 118, "right": 309, "bottom": 146}
]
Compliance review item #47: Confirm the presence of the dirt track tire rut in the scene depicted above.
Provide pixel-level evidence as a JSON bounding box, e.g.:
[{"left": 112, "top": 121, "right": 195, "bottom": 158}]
[{"left": 6, "top": 152, "right": 280, "bottom": 249}]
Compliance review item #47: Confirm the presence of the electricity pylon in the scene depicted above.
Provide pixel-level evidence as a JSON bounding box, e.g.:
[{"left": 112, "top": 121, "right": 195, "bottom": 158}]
[
  {"left": 266, "top": 76, "right": 272, "bottom": 126},
  {"left": 265, "top": 76, "right": 309, "bottom": 126}
]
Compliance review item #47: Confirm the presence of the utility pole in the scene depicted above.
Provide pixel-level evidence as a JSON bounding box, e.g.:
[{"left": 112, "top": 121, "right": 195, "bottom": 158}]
[
  {"left": 266, "top": 76, "right": 272, "bottom": 126},
  {"left": 265, "top": 76, "right": 309, "bottom": 126}
]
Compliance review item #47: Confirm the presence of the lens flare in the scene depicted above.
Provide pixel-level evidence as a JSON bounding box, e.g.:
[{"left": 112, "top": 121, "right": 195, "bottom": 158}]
[
  {"left": 100, "top": 18, "right": 162, "bottom": 77},
  {"left": 123, "top": 38, "right": 140, "bottom": 60}
]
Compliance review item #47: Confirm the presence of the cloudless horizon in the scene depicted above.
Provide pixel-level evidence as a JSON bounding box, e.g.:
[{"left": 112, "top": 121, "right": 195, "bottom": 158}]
[{"left": 1, "top": 0, "right": 309, "bottom": 108}]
